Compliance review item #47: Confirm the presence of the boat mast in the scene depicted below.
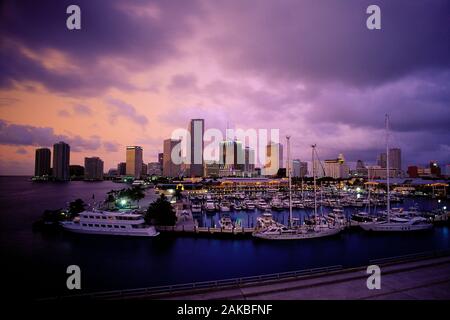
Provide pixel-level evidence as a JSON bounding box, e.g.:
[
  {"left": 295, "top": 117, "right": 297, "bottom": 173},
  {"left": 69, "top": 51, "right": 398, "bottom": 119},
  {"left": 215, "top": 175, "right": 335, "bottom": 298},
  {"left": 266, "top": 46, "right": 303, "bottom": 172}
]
[
  {"left": 312, "top": 144, "right": 317, "bottom": 217},
  {"left": 385, "top": 114, "right": 390, "bottom": 223},
  {"left": 287, "top": 135, "right": 292, "bottom": 228}
]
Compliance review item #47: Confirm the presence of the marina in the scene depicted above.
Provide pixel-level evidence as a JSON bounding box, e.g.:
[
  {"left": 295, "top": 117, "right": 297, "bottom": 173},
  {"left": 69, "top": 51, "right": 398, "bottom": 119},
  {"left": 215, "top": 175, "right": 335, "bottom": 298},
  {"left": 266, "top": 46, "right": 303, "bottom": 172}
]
[{"left": 1, "top": 176, "right": 449, "bottom": 300}]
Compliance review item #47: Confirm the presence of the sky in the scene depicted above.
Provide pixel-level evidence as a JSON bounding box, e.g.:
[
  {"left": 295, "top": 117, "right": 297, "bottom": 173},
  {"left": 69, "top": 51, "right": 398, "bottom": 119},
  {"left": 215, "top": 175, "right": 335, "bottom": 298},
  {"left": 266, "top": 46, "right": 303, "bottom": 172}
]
[{"left": 0, "top": 0, "right": 449, "bottom": 175}]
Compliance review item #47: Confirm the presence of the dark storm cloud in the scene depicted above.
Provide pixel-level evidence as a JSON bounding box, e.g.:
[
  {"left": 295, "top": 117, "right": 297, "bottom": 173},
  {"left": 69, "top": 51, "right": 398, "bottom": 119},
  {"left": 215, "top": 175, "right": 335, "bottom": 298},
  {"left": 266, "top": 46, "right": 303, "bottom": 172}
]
[
  {"left": 0, "top": 119, "right": 118, "bottom": 152},
  {"left": 0, "top": 0, "right": 204, "bottom": 95},
  {"left": 302, "top": 71, "right": 450, "bottom": 133},
  {"left": 208, "top": 0, "right": 450, "bottom": 87}
]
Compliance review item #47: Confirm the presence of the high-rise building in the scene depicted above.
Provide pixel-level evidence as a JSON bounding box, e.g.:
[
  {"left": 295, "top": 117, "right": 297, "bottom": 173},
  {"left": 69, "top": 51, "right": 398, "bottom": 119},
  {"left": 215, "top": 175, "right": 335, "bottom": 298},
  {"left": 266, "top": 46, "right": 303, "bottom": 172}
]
[
  {"left": 52, "top": 141, "right": 70, "bottom": 181},
  {"left": 34, "top": 148, "right": 51, "bottom": 177},
  {"left": 377, "top": 148, "right": 401, "bottom": 177},
  {"left": 163, "top": 139, "right": 181, "bottom": 177},
  {"left": 389, "top": 148, "right": 402, "bottom": 172},
  {"left": 292, "top": 159, "right": 308, "bottom": 178},
  {"left": 126, "top": 146, "right": 143, "bottom": 179},
  {"left": 244, "top": 147, "right": 256, "bottom": 177},
  {"left": 141, "top": 163, "right": 148, "bottom": 177},
  {"left": 188, "top": 119, "right": 205, "bottom": 177},
  {"left": 324, "top": 153, "right": 349, "bottom": 179},
  {"left": 292, "top": 159, "right": 301, "bottom": 177},
  {"left": 147, "top": 162, "right": 162, "bottom": 176},
  {"left": 84, "top": 157, "right": 104, "bottom": 181},
  {"left": 117, "top": 162, "right": 126, "bottom": 176},
  {"left": 299, "top": 161, "right": 308, "bottom": 178},
  {"left": 377, "top": 152, "right": 387, "bottom": 168},
  {"left": 263, "top": 142, "right": 283, "bottom": 176},
  {"left": 219, "top": 139, "right": 244, "bottom": 173}
]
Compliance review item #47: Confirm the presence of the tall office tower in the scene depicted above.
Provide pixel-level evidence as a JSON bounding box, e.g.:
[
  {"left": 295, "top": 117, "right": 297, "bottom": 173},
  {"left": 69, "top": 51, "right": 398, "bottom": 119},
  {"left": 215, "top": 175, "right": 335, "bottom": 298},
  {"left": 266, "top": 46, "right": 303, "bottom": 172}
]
[
  {"left": 219, "top": 139, "right": 245, "bottom": 173},
  {"left": 34, "top": 148, "right": 51, "bottom": 177},
  {"left": 377, "top": 152, "right": 387, "bottom": 168},
  {"left": 299, "top": 161, "right": 308, "bottom": 178},
  {"left": 324, "top": 153, "right": 349, "bottom": 179},
  {"left": 292, "top": 159, "right": 301, "bottom": 177},
  {"left": 263, "top": 142, "right": 283, "bottom": 176},
  {"left": 126, "top": 146, "right": 143, "bottom": 179},
  {"left": 141, "top": 163, "right": 148, "bottom": 177},
  {"left": 163, "top": 139, "right": 182, "bottom": 177},
  {"left": 84, "top": 157, "right": 104, "bottom": 181},
  {"left": 52, "top": 141, "right": 70, "bottom": 181},
  {"left": 389, "top": 148, "right": 402, "bottom": 172},
  {"left": 117, "top": 162, "right": 126, "bottom": 176},
  {"left": 188, "top": 119, "right": 205, "bottom": 177},
  {"left": 244, "top": 146, "right": 255, "bottom": 176}
]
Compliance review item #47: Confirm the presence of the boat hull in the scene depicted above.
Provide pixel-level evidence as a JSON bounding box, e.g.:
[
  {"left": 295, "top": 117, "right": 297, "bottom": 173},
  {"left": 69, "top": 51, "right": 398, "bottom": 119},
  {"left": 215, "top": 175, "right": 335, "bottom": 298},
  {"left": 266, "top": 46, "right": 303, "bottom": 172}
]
[
  {"left": 61, "top": 223, "right": 159, "bottom": 237},
  {"left": 253, "top": 227, "right": 342, "bottom": 240},
  {"left": 359, "top": 222, "right": 432, "bottom": 232}
]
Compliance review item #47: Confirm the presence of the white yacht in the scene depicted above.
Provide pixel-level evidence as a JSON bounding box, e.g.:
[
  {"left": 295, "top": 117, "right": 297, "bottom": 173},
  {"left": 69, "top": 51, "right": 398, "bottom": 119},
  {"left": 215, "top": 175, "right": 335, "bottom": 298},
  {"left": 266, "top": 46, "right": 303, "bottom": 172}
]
[
  {"left": 360, "top": 216, "right": 432, "bottom": 232},
  {"left": 219, "top": 200, "right": 231, "bottom": 212},
  {"left": 60, "top": 210, "right": 159, "bottom": 237},
  {"left": 191, "top": 203, "right": 202, "bottom": 213},
  {"left": 204, "top": 199, "right": 217, "bottom": 212},
  {"left": 219, "top": 215, "right": 234, "bottom": 230},
  {"left": 253, "top": 224, "right": 342, "bottom": 240}
]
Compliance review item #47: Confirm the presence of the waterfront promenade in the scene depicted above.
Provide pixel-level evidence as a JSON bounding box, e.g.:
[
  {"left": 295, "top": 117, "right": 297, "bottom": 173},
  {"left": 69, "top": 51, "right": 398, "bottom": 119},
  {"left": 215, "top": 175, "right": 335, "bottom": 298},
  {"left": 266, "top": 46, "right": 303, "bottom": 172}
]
[
  {"left": 47, "top": 251, "right": 450, "bottom": 300},
  {"left": 154, "top": 254, "right": 450, "bottom": 300}
]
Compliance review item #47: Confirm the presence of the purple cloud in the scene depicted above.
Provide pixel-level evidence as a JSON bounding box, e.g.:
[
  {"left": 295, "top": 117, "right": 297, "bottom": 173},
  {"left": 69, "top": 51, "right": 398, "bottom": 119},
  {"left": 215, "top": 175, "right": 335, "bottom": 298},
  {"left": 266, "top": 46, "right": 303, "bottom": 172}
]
[
  {"left": 0, "top": 0, "right": 205, "bottom": 95},
  {"left": 106, "top": 97, "right": 149, "bottom": 127},
  {"left": 0, "top": 119, "right": 118, "bottom": 153}
]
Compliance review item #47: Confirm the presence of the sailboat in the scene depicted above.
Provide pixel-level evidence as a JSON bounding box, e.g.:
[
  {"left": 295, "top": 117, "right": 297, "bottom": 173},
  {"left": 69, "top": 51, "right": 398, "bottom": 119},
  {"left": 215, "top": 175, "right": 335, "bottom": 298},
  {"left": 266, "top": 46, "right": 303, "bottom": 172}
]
[
  {"left": 360, "top": 115, "right": 432, "bottom": 232},
  {"left": 253, "top": 138, "right": 343, "bottom": 240}
]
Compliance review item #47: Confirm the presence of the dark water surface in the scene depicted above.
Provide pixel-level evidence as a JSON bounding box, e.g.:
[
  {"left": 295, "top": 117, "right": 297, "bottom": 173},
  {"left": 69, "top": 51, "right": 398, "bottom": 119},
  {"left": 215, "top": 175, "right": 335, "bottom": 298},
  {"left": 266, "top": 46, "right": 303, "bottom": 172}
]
[{"left": 0, "top": 176, "right": 448, "bottom": 299}]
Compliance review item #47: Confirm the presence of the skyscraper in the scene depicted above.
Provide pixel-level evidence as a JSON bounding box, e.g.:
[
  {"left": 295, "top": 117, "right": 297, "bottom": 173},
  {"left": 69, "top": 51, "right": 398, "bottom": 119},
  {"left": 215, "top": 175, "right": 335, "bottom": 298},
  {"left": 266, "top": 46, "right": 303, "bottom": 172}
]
[
  {"left": 292, "top": 159, "right": 300, "bottom": 177},
  {"left": 84, "top": 157, "right": 104, "bottom": 181},
  {"left": 217, "top": 139, "right": 245, "bottom": 176},
  {"left": 377, "top": 152, "right": 387, "bottom": 168},
  {"left": 263, "top": 142, "right": 283, "bottom": 176},
  {"left": 378, "top": 149, "right": 401, "bottom": 171},
  {"left": 299, "top": 161, "right": 308, "bottom": 177},
  {"left": 188, "top": 119, "right": 205, "bottom": 177},
  {"left": 163, "top": 139, "right": 181, "bottom": 177},
  {"left": 244, "top": 147, "right": 255, "bottom": 176},
  {"left": 52, "top": 141, "right": 70, "bottom": 181},
  {"left": 117, "top": 162, "right": 126, "bottom": 176},
  {"left": 126, "top": 146, "right": 143, "bottom": 179},
  {"left": 34, "top": 148, "right": 51, "bottom": 177},
  {"left": 389, "top": 148, "right": 402, "bottom": 172}
]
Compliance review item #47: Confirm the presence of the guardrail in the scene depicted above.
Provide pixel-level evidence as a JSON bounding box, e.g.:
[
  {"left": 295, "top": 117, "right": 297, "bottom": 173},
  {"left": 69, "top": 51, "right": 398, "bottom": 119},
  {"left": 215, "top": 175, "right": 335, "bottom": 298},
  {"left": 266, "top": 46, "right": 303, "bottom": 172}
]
[
  {"left": 369, "top": 249, "right": 450, "bottom": 265},
  {"left": 44, "top": 265, "right": 343, "bottom": 301}
]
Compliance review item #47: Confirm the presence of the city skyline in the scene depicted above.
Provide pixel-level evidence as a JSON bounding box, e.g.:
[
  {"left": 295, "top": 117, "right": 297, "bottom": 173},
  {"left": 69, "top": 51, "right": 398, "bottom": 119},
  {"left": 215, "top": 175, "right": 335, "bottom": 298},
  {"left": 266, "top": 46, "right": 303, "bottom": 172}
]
[{"left": 1, "top": 0, "right": 449, "bottom": 175}]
